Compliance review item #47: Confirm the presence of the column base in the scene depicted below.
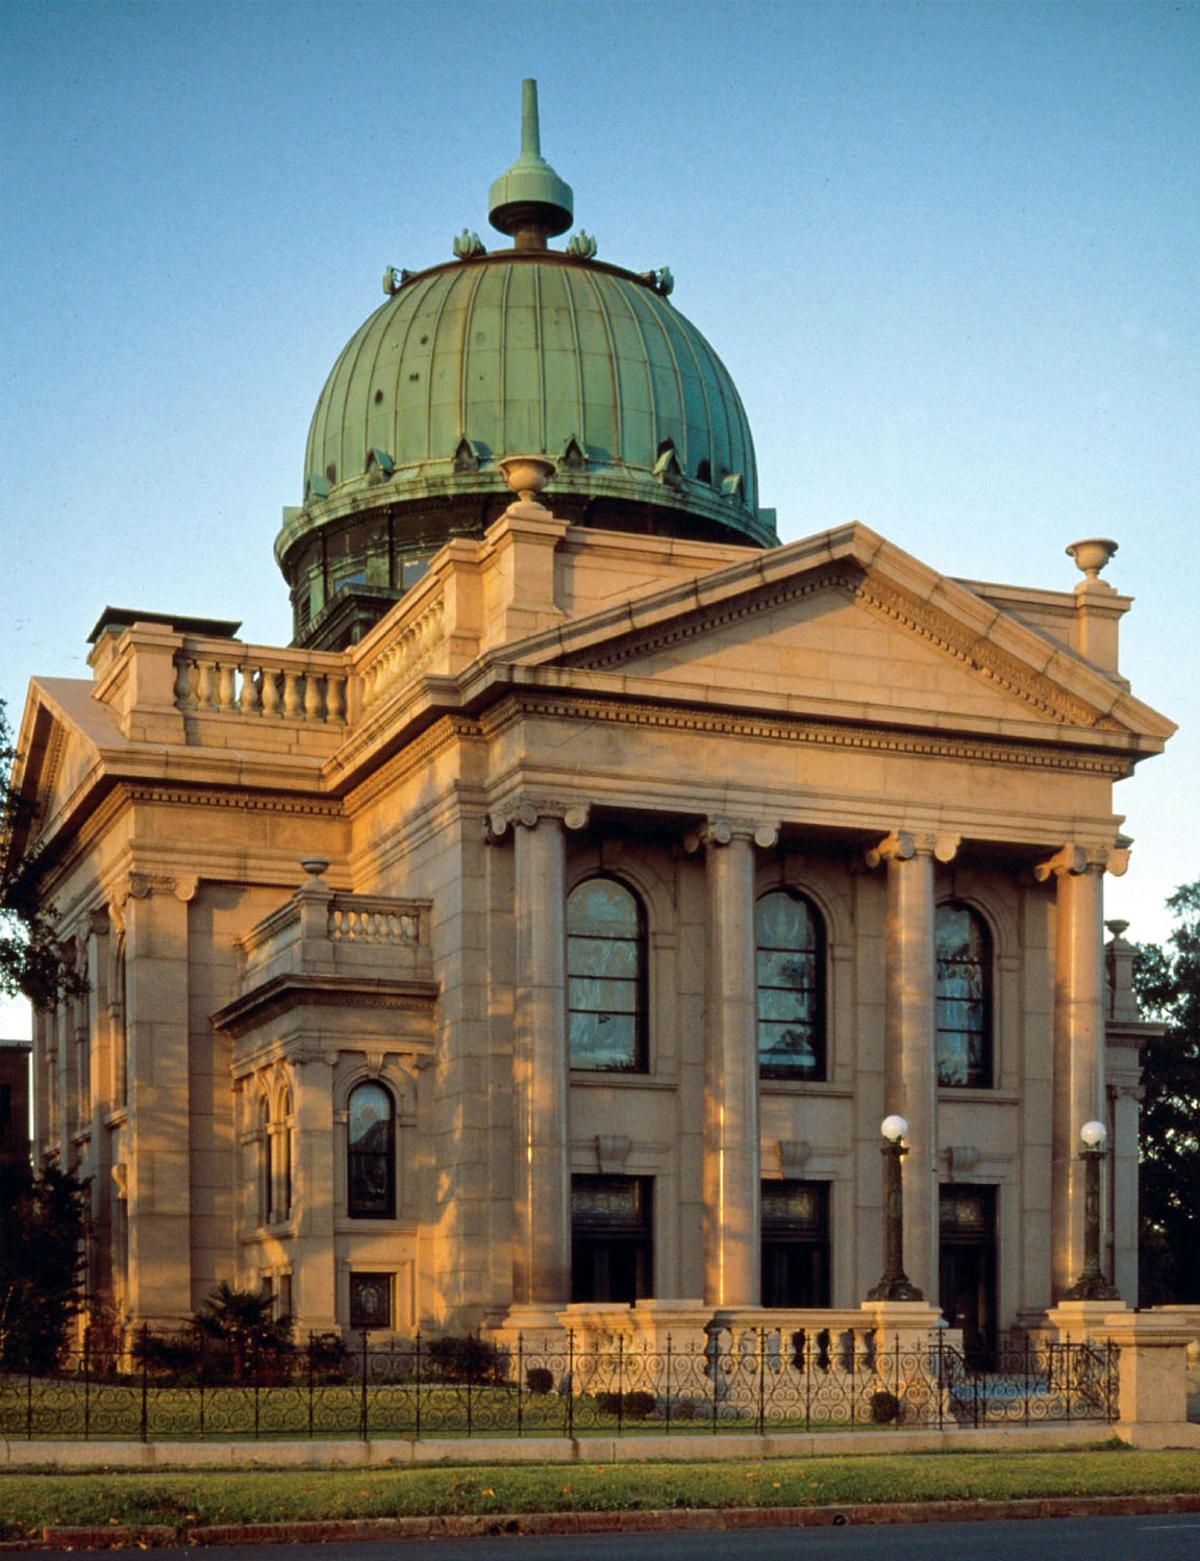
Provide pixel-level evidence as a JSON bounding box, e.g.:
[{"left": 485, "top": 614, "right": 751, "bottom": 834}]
[{"left": 487, "top": 1302, "right": 569, "bottom": 1351}]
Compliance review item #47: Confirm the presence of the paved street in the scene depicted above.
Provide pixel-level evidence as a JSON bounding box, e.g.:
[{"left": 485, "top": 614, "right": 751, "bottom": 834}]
[{"left": 13, "top": 1513, "right": 1200, "bottom": 1560}]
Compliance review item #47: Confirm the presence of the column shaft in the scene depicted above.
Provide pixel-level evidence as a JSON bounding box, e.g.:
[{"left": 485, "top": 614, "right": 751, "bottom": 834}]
[
  {"left": 291, "top": 1058, "right": 338, "bottom": 1331},
  {"left": 512, "top": 817, "right": 570, "bottom": 1307},
  {"left": 1051, "top": 863, "right": 1106, "bottom": 1297},
  {"left": 703, "top": 834, "right": 761, "bottom": 1306},
  {"left": 884, "top": 847, "right": 937, "bottom": 1301}
]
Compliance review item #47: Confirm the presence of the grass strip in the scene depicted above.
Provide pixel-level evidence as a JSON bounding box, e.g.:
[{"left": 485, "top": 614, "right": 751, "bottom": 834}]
[{"left": 1, "top": 1449, "right": 1198, "bottom": 1538}]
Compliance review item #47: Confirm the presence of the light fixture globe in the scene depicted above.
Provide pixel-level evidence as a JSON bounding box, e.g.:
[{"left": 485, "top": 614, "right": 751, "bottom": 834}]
[
  {"left": 1080, "top": 1120, "right": 1108, "bottom": 1149},
  {"left": 881, "top": 1114, "right": 908, "bottom": 1144}
]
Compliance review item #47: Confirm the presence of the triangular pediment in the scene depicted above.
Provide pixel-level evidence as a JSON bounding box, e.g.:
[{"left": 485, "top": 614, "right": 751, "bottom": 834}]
[
  {"left": 499, "top": 524, "right": 1174, "bottom": 742},
  {"left": 5, "top": 678, "right": 123, "bottom": 865}
]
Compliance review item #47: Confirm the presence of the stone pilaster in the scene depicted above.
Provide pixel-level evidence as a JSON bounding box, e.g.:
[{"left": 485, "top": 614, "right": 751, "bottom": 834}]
[
  {"left": 289, "top": 1051, "right": 338, "bottom": 1332},
  {"left": 510, "top": 805, "right": 571, "bottom": 1319},
  {"left": 122, "top": 876, "right": 193, "bottom": 1324},
  {"left": 83, "top": 909, "right": 113, "bottom": 1307},
  {"left": 701, "top": 817, "right": 778, "bottom": 1307},
  {"left": 1036, "top": 845, "right": 1107, "bottom": 1300},
  {"left": 865, "top": 830, "right": 956, "bottom": 1303}
]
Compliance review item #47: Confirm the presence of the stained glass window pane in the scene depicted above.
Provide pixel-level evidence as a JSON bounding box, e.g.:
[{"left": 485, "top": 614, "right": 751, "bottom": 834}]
[
  {"left": 756, "top": 890, "right": 825, "bottom": 1079},
  {"left": 936, "top": 903, "right": 992, "bottom": 1088},
  {"left": 567, "top": 879, "right": 645, "bottom": 1071},
  {"left": 348, "top": 1082, "right": 395, "bottom": 1218}
]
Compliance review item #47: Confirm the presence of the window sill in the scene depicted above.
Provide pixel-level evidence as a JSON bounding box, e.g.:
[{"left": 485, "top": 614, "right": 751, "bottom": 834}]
[
  {"left": 570, "top": 1073, "right": 676, "bottom": 1091},
  {"left": 938, "top": 1088, "right": 1019, "bottom": 1105},
  {"left": 760, "top": 1080, "right": 853, "bottom": 1098}
]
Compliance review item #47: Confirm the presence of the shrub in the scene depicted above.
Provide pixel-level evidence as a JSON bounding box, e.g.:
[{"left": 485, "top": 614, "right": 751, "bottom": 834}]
[
  {"left": 307, "top": 1331, "right": 351, "bottom": 1382},
  {"left": 426, "top": 1334, "right": 507, "bottom": 1384},
  {"left": 870, "top": 1388, "right": 900, "bottom": 1424},
  {"left": 596, "top": 1389, "right": 657, "bottom": 1421},
  {"left": 672, "top": 1397, "right": 698, "bottom": 1421},
  {"left": 525, "top": 1366, "right": 554, "bottom": 1395}
]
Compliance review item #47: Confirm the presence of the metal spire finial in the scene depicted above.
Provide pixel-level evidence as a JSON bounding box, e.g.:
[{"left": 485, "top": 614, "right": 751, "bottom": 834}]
[
  {"left": 488, "top": 78, "right": 574, "bottom": 246},
  {"left": 521, "top": 78, "right": 541, "bottom": 158}
]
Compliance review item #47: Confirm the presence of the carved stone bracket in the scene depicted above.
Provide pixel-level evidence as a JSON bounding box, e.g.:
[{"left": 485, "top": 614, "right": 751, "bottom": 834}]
[
  {"left": 777, "top": 1139, "right": 812, "bottom": 1177},
  {"left": 595, "top": 1134, "right": 632, "bottom": 1173},
  {"left": 945, "top": 1144, "right": 981, "bottom": 1176},
  {"left": 125, "top": 871, "right": 177, "bottom": 902},
  {"left": 1106, "top": 835, "right": 1133, "bottom": 878},
  {"left": 86, "top": 907, "right": 111, "bottom": 938}
]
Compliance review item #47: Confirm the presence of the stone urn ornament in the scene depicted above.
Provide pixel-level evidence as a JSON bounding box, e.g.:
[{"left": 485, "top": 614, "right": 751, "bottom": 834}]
[
  {"left": 1065, "top": 537, "right": 1118, "bottom": 581},
  {"left": 499, "top": 454, "right": 556, "bottom": 507}
]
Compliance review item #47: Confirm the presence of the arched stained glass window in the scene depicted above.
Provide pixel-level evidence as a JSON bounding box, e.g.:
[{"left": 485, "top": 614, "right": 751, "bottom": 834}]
[
  {"left": 279, "top": 1088, "right": 293, "bottom": 1221},
  {"left": 567, "top": 878, "right": 646, "bottom": 1072},
  {"left": 936, "top": 903, "right": 993, "bottom": 1088},
  {"left": 348, "top": 1081, "right": 395, "bottom": 1218},
  {"left": 257, "top": 1094, "right": 272, "bottom": 1224},
  {"left": 756, "top": 889, "right": 826, "bottom": 1080}
]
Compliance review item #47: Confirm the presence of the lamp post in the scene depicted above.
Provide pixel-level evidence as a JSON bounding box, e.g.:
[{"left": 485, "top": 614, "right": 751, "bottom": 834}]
[
  {"left": 1064, "top": 1120, "right": 1121, "bottom": 1301},
  {"left": 867, "top": 1115, "right": 925, "bottom": 1302}
]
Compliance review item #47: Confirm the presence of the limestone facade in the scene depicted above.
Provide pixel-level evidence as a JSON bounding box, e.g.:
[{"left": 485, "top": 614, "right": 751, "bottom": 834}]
[{"left": 9, "top": 509, "right": 1173, "bottom": 1342}]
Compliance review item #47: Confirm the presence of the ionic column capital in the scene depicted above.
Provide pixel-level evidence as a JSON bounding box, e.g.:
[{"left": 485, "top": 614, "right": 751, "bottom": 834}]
[
  {"left": 685, "top": 816, "right": 779, "bottom": 852},
  {"left": 865, "top": 829, "right": 960, "bottom": 869},
  {"left": 1033, "top": 843, "right": 1109, "bottom": 882},
  {"left": 485, "top": 798, "right": 591, "bottom": 843}
]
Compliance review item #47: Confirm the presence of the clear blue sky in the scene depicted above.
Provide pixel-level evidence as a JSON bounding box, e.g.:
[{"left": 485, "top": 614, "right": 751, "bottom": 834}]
[{"left": 2, "top": 0, "right": 1197, "bottom": 1040}]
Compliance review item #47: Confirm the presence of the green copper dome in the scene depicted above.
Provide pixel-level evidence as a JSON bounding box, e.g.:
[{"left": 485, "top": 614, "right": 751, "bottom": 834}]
[{"left": 277, "top": 82, "right": 774, "bottom": 650}]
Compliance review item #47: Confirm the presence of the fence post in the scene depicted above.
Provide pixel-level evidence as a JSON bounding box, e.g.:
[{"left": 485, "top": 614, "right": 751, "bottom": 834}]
[
  {"left": 197, "top": 1328, "right": 206, "bottom": 1440},
  {"left": 756, "top": 1329, "right": 765, "bottom": 1437},
  {"left": 253, "top": 1333, "right": 261, "bottom": 1440},
  {"left": 1065, "top": 1334, "right": 1073, "bottom": 1422},
  {"left": 616, "top": 1333, "right": 624, "bottom": 1436},
  {"left": 664, "top": 1333, "right": 673, "bottom": 1435},
  {"left": 935, "top": 1328, "right": 943, "bottom": 1432},
  {"left": 516, "top": 1332, "right": 524, "bottom": 1439},
  {"left": 83, "top": 1325, "right": 91, "bottom": 1441},
  {"left": 1023, "top": 1333, "right": 1031, "bottom": 1427},
  {"left": 414, "top": 1331, "right": 422, "bottom": 1441},
  {"left": 466, "top": 1335, "right": 474, "bottom": 1438},
  {"left": 306, "top": 1332, "right": 314, "bottom": 1438},
  {"left": 359, "top": 1328, "right": 368, "bottom": 1441},
  {"left": 139, "top": 1324, "right": 150, "bottom": 1443},
  {"left": 566, "top": 1329, "right": 575, "bottom": 1440}
]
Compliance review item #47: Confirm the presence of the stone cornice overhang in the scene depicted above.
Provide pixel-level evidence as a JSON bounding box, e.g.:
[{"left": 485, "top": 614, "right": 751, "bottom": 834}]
[{"left": 211, "top": 972, "right": 438, "bottom": 1040}]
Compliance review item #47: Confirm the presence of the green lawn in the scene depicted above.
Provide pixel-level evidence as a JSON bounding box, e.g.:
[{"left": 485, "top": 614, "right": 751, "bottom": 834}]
[{"left": 1, "top": 1449, "right": 1197, "bottom": 1538}]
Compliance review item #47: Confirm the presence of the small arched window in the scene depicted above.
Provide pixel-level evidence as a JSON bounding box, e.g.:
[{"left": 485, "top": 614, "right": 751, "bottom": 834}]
[
  {"left": 756, "top": 889, "right": 826, "bottom": 1080},
  {"left": 279, "top": 1088, "right": 293, "bottom": 1220},
  {"left": 348, "top": 1081, "right": 396, "bottom": 1218},
  {"left": 257, "top": 1094, "right": 272, "bottom": 1224},
  {"left": 567, "top": 878, "right": 647, "bottom": 1072},
  {"left": 936, "top": 902, "right": 993, "bottom": 1088}
]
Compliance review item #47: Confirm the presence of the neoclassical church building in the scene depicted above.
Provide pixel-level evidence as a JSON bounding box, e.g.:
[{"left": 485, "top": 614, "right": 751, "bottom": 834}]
[{"left": 8, "top": 85, "right": 1173, "bottom": 1359}]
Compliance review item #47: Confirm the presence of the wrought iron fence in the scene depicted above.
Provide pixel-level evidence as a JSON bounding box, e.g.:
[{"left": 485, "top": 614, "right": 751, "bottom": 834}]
[{"left": 0, "top": 1325, "right": 1118, "bottom": 1442}]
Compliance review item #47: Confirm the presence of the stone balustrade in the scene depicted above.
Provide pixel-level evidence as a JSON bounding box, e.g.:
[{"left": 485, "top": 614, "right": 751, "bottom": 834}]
[
  {"left": 174, "top": 642, "right": 349, "bottom": 724},
  {"left": 357, "top": 593, "right": 445, "bottom": 713},
  {"left": 327, "top": 896, "right": 420, "bottom": 946}
]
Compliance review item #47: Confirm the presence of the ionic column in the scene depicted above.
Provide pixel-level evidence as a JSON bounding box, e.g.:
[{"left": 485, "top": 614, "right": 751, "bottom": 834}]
[
  {"left": 866, "top": 830, "right": 955, "bottom": 1303},
  {"left": 701, "top": 817, "right": 778, "bottom": 1307},
  {"left": 510, "top": 805, "right": 571, "bottom": 1312},
  {"left": 1037, "top": 845, "right": 1107, "bottom": 1299}
]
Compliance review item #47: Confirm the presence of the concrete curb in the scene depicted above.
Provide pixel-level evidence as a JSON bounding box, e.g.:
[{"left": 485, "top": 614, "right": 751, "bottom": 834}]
[{"left": 5, "top": 1491, "right": 1199, "bottom": 1550}]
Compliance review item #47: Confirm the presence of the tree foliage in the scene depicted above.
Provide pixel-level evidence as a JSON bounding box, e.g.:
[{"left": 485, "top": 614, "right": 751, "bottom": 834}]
[
  {"left": 0, "top": 698, "right": 86, "bottom": 1008},
  {"left": 1135, "top": 880, "right": 1200, "bottom": 1304},
  {"left": 0, "top": 1163, "right": 90, "bottom": 1372}
]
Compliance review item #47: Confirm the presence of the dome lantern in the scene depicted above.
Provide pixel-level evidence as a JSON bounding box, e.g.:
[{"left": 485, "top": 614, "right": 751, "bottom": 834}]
[{"left": 488, "top": 79, "right": 574, "bottom": 249}]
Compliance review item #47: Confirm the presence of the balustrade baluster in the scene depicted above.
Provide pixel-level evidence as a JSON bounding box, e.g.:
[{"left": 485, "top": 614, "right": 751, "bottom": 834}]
[
  {"left": 216, "top": 661, "right": 236, "bottom": 712},
  {"left": 239, "top": 665, "right": 261, "bottom": 715},
  {"left": 195, "top": 661, "right": 215, "bottom": 711},
  {"left": 173, "top": 657, "right": 195, "bottom": 710},
  {"left": 282, "top": 670, "right": 301, "bottom": 718},
  {"left": 260, "top": 668, "right": 280, "bottom": 715},
  {"left": 326, "top": 675, "right": 345, "bottom": 722},
  {"left": 304, "top": 673, "right": 323, "bottom": 721}
]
